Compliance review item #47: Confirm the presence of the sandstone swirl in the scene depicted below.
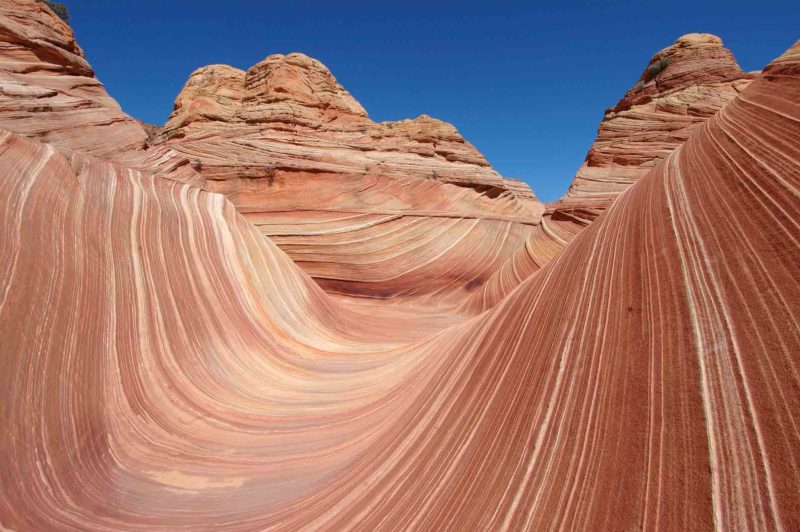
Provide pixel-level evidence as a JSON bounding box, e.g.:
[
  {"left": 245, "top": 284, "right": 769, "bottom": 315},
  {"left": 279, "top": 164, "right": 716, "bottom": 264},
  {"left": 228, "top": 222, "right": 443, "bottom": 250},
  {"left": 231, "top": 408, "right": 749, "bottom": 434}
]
[
  {"left": 1, "top": 1, "right": 799, "bottom": 529},
  {"left": 459, "top": 33, "right": 759, "bottom": 311},
  {"left": 155, "top": 52, "right": 544, "bottom": 304}
]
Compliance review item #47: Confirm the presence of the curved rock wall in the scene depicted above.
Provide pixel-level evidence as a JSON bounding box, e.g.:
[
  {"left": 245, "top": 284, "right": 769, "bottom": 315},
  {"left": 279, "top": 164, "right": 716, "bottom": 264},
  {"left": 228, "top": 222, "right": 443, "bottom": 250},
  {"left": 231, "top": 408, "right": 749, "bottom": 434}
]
[
  {"left": 469, "top": 33, "right": 758, "bottom": 310},
  {"left": 0, "top": 2, "right": 799, "bottom": 529},
  {"left": 157, "top": 52, "right": 544, "bottom": 303}
]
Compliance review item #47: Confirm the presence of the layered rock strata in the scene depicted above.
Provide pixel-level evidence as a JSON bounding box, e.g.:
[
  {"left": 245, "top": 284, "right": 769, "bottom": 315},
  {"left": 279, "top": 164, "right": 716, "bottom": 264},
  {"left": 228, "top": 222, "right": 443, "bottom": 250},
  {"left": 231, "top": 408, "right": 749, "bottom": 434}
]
[
  {"left": 464, "top": 33, "right": 758, "bottom": 311},
  {"left": 1, "top": 37, "right": 799, "bottom": 530},
  {"left": 2, "top": 3, "right": 800, "bottom": 529},
  {"left": 157, "top": 52, "right": 544, "bottom": 302},
  {"left": 0, "top": 0, "right": 545, "bottom": 304}
]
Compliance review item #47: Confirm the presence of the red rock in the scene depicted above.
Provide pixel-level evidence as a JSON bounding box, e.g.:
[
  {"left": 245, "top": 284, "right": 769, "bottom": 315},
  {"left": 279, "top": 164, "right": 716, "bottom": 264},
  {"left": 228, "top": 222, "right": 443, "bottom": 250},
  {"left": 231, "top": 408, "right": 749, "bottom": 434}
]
[
  {"left": 470, "top": 33, "right": 758, "bottom": 311},
  {"left": 0, "top": 0, "right": 544, "bottom": 304},
  {"left": 565, "top": 33, "right": 753, "bottom": 202},
  {"left": 0, "top": 2, "right": 799, "bottom": 529},
  {"left": 156, "top": 52, "right": 544, "bottom": 302},
  {"left": 0, "top": 0, "right": 148, "bottom": 156},
  {"left": 161, "top": 53, "right": 538, "bottom": 201},
  {"left": 0, "top": 0, "right": 206, "bottom": 186}
]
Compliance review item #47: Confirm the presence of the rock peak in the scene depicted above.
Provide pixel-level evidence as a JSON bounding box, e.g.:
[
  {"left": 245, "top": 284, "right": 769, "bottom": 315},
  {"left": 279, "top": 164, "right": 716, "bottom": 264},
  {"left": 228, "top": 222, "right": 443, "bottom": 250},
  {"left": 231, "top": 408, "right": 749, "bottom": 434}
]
[
  {"left": 166, "top": 64, "right": 245, "bottom": 131},
  {"left": 529, "top": 31, "right": 757, "bottom": 278},
  {"left": 616, "top": 32, "right": 750, "bottom": 111},
  {"left": 2, "top": 3, "right": 800, "bottom": 528},
  {"left": 244, "top": 52, "right": 368, "bottom": 117},
  {"left": 674, "top": 32, "right": 723, "bottom": 46}
]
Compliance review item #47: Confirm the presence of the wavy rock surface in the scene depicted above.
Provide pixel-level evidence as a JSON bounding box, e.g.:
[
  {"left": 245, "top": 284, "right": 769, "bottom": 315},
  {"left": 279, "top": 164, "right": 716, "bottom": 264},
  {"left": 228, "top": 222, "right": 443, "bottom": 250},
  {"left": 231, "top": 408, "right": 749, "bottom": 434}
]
[
  {"left": 0, "top": 0, "right": 203, "bottom": 183},
  {"left": 0, "top": 0, "right": 148, "bottom": 156},
  {"left": 156, "top": 53, "right": 544, "bottom": 302},
  {"left": 561, "top": 33, "right": 753, "bottom": 205},
  {"left": 467, "top": 33, "right": 758, "bottom": 310},
  {"left": 1, "top": 40, "right": 799, "bottom": 530},
  {"left": 1, "top": 1, "right": 799, "bottom": 528},
  {"left": 0, "top": 0, "right": 542, "bottom": 304},
  {"left": 540, "top": 34, "right": 754, "bottom": 245}
]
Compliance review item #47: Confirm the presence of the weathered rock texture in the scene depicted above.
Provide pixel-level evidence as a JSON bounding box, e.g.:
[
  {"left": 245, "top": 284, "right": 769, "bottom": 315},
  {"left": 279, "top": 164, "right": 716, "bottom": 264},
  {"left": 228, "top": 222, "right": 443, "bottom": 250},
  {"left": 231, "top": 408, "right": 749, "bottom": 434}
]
[
  {"left": 464, "top": 33, "right": 758, "bottom": 311},
  {"left": 0, "top": 0, "right": 202, "bottom": 182},
  {"left": 0, "top": 0, "right": 544, "bottom": 304},
  {"left": 563, "top": 33, "right": 753, "bottom": 204},
  {"left": 1, "top": 2, "right": 800, "bottom": 529},
  {"left": 156, "top": 53, "right": 544, "bottom": 302},
  {"left": 0, "top": 0, "right": 147, "bottom": 156},
  {"left": 162, "top": 54, "right": 536, "bottom": 200}
]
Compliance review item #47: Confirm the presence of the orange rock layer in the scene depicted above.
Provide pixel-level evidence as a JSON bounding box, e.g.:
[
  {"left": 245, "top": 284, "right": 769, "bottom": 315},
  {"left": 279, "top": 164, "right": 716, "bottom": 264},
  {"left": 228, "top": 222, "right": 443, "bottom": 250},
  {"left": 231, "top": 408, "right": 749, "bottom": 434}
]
[
  {"left": 469, "top": 33, "right": 760, "bottom": 309},
  {"left": 155, "top": 52, "right": 545, "bottom": 302},
  {"left": 1, "top": 1, "right": 799, "bottom": 529}
]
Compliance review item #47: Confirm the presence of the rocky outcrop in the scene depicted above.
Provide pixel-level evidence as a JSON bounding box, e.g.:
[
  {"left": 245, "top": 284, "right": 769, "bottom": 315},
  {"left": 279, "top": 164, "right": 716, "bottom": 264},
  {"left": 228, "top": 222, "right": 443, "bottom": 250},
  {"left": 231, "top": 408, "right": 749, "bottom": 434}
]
[
  {"left": 563, "top": 33, "right": 753, "bottom": 202},
  {"left": 156, "top": 52, "right": 544, "bottom": 302},
  {"left": 0, "top": 0, "right": 206, "bottom": 186},
  {"left": 464, "top": 33, "right": 758, "bottom": 311},
  {"left": 0, "top": 1, "right": 546, "bottom": 305},
  {"left": 0, "top": 0, "right": 148, "bottom": 156},
  {"left": 1, "top": 34, "right": 799, "bottom": 531},
  {"left": 164, "top": 64, "right": 246, "bottom": 130},
  {"left": 161, "top": 53, "right": 537, "bottom": 202}
]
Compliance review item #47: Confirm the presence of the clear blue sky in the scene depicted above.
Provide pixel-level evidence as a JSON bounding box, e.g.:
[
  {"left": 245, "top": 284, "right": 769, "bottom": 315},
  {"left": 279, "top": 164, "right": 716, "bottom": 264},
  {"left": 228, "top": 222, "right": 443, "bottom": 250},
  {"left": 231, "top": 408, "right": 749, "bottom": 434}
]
[{"left": 68, "top": 0, "right": 798, "bottom": 201}]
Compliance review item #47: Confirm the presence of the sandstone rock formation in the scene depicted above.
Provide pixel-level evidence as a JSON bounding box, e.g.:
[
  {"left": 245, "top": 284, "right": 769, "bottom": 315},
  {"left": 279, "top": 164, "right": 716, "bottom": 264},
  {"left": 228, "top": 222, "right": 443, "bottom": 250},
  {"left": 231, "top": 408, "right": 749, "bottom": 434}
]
[
  {"left": 0, "top": 0, "right": 201, "bottom": 182},
  {"left": 0, "top": 0, "right": 147, "bottom": 156},
  {"left": 463, "top": 33, "right": 759, "bottom": 311},
  {"left": 561, "top": 33, "right": 753, "bottom": 205},
  {"left": 154, "top": 52, "right": 544, "bottom": 302},
  {"left": 0, "top": 0, "right": 543, "bottom": 305},
  {"left": 161, "top": 54, "right": 535, "bottom": 200},
  {"left": 1, "top": 1, "right": 799, "bottom": 529}
]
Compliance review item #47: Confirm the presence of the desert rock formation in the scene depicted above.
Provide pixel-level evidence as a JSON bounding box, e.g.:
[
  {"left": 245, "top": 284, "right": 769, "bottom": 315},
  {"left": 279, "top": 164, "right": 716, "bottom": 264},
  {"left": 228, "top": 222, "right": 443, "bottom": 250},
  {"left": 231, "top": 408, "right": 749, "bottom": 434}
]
[
  {"left": 463, "top": 33, "right": 759, "bottom": 310},
  {"left": 544, "top": 33, "right": 754, "bottom": 246},
  {"left": 1, "top": 1, "right": 799, "bottom": 529},
  {"left": 0, "top": 0, "right": 203, "bottom": 182},
  {"left": 161, "top": 54, "right": 535, "bottom": 200},
  {"left": 561, "top": 33, "right": 753, "bottom": 204},
  {"left": 156, "top": 52, "right": 544, "bottom": 302},
  {"left": 0, "top": 0, "right": 147, "bottom": 156}
]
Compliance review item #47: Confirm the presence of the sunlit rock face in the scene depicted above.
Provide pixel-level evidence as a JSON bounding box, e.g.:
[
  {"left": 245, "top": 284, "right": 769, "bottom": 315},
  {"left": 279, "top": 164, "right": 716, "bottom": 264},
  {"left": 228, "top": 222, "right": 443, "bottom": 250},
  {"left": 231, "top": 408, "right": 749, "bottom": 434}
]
[
  {"left": 161, "top": 52, "right": 536, "bottom": 200},
  {"left": 1, "top": 1, "right": 800, "bottom": 529},
  {"left": 0, "top": 0, "right": 205, "bottom": 183},
  {"left": 156, "top": 52, "right": 545, "bottom": 303},
  {"left": 0, "top": 0, "right": 545, "bottom": 305},
  {"left": 0, "top": 0, "right": 147, "bottom": 156},
  {"left": 563, "top": 33, "right": 753, "bottom": 203},
  {"left": 465, "top": 33, "right": 758, "bottom": 311}
]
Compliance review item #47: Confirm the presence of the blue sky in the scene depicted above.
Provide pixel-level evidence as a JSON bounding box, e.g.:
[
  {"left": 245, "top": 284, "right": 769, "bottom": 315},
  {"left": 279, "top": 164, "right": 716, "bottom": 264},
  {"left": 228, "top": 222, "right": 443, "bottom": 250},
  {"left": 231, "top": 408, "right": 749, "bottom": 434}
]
[{"left": 68, "top": 1, "right": 798, "bottom": 201}]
